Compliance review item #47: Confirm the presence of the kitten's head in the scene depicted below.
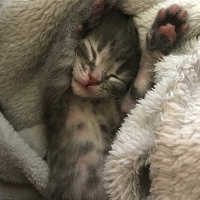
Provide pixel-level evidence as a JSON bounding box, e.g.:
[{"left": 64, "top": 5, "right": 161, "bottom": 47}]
[{"left": 71, "top": 9, "right": 141, "bottom": 100}]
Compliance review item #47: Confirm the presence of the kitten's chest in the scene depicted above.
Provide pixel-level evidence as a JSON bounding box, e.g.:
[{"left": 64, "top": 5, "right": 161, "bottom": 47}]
[
  {"left": 67, "top": 93, "right": 121, "bottom": 126},
  {"left": 65, "top": 91, "right": 122, "bottom": 144}
]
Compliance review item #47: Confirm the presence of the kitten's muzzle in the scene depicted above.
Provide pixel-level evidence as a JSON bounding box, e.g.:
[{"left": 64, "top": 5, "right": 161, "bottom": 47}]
[{"left": 74, "top": 74, "right": 100, "bottom": 88}]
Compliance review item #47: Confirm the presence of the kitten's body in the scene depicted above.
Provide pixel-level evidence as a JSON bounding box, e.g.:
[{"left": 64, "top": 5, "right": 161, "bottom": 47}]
[
  {"left": 48, "top": 92, "right": 121, "bottom": 199},
  {"left": 44, "top": 8, "right": 141, "bottom": 200},
  {"left": 43, "top": 4, "right": 188, "bottom": 200}
]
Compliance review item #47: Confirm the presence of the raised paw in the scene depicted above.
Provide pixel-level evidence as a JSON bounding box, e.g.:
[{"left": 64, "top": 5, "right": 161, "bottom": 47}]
[{"left": 147, "top": 4, "right": 189, "bottom": 55}]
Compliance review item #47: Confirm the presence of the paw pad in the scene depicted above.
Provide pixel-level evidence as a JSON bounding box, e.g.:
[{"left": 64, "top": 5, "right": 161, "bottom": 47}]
[{"left": 147, "top": 4, "right": 189, "bottom": 54}]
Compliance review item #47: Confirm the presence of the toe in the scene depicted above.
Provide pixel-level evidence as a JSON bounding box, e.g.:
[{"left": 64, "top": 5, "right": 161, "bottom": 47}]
[
  {"left": 158, "top": 8, "right": 166, "bottom": 18},
  {"left": 170, "top": 4, "right": 179, "bottom": 14},
  {"left": 179, "top": 10, "right": 187, "bottom": 19}
]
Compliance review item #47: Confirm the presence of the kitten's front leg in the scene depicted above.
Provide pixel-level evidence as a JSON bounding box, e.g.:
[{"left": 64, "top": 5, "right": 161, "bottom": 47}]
[
  {"left": 122, "top": 5, "right": 189, "bottom": 113},
  {"left": 134, "top": 4, "right": 189, "bottom": 96}
]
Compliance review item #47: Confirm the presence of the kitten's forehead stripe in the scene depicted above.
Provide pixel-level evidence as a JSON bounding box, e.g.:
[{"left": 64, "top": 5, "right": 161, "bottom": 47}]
[
  {"left": 77, "top": 42, "right": 90, "bottom": 60},
  {"left": 85, "top": 39, "right": 95, "bottom": 62},
  {"left": 88, "top": 40, "right": 97, "bottom": 61}
]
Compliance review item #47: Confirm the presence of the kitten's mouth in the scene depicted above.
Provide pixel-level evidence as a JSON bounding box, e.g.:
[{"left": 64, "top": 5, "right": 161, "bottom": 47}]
[
  {"left": 74, "top": 79, "right": 90, "bottom": 90},
  {"left": 72, "top": 78, "right": 100, "bottom": 97},
  {"left": 74, "top": 78, "right": 99, "bottom": 88}
]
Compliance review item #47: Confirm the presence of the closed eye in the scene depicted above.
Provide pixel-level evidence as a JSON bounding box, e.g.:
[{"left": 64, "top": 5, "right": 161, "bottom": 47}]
[
  {"left": 108, "top": 74, "right": 125, "bottom": 84},
  {"left": 109, "top": 74, "right": 120, "bottom": 80}
]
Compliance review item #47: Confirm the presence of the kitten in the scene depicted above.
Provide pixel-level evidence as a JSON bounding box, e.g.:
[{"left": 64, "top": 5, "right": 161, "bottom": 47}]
[
  {"left": 42, "top": 4, "right": 188, "bottom": 200},
  {"left": 43, "top": 7, "right": 141, "bottom": 200}
]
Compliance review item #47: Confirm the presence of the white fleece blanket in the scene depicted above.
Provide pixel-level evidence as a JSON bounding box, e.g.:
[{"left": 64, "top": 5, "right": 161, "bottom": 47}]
[{"left": 0, "top": 0, "right": 200, "bottom": 199}]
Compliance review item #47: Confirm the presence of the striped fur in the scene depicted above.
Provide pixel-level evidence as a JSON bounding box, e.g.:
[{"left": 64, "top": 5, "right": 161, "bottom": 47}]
[{"left": 43, "top": 8, "right": 141, "bottom": 200}]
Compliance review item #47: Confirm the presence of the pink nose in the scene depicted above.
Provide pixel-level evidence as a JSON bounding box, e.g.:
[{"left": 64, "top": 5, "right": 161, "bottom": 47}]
[
  {"left": 87, "top": 75, "right": 99, "bottom": 86},
  {"left": 75, "top": 74, "right": 100, "bottom": 87}
]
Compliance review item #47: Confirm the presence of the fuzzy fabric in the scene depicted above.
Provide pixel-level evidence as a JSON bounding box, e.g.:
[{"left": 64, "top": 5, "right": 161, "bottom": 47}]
[
  {"left": 0, "top": 0, "right": 200, "bottom": 199},
  {"left": 104, "top": 0, "right": 200, "bottom": 199}
]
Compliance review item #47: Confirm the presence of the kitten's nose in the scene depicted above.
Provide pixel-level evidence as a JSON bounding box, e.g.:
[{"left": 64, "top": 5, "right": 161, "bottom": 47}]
[{"left": 87, "top": 74, "right": 99, "bottom": 86}]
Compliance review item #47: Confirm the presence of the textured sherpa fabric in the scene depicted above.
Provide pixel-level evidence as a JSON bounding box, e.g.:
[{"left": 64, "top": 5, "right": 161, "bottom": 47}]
[
  {"left": 104, "top": 43, "right": 200, "bottom": 200},
  {"left": 104, "top": 0, "right": 200, "bottom": 199}
]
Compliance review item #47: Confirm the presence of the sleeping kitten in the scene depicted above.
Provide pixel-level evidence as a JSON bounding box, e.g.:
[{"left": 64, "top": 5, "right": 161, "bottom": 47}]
[
  {"left": 43, "top": 7, "right": 141, "bottom": 200},
  {"left": 42, "top": 4, "right": 188, "bottom": 200}
]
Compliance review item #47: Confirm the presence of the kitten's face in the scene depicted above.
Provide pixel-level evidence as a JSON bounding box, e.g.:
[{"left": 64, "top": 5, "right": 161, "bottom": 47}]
[{"left": 71, "top": 37, "right": 135, "bottom": 99}]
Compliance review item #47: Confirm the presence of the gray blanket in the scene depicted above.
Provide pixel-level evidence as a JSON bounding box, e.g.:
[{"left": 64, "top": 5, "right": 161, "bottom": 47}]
[{"left": 1, "top": 0, "right": 200, "bottom": 199}]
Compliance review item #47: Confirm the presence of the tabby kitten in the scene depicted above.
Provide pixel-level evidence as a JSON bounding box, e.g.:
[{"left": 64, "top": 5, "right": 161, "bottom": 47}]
[
  {"left": 42, "top": 3, "right": 189, "bottom": 200},
  {"left": 43, "top": 7, "right": 141, "bottom": 200}
]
